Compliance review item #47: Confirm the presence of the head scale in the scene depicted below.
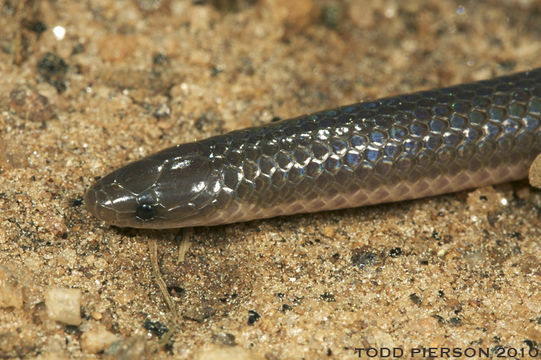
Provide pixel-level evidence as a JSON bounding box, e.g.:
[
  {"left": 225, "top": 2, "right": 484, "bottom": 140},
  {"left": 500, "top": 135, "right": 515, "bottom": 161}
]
[{"left": 85, "top": 146, "right": 219, "bottom": 229}]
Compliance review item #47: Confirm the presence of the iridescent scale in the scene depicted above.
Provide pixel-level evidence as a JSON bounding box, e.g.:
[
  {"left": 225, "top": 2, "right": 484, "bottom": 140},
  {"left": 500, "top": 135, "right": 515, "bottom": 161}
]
[{"left": 85, "top": 68, "right": 541, "bottom": 228}]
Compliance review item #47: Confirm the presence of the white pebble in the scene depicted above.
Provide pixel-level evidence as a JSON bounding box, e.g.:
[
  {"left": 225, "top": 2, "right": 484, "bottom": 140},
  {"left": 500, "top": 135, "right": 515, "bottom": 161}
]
[
  {"left": 45, "top": 288, "right": 81, "bottom": 326},
  {"left": 81, "top": 326, "right": 119, "bottom": 353},
  {"left": 0, "top": 265, "right": 23, "bottom": 309}
]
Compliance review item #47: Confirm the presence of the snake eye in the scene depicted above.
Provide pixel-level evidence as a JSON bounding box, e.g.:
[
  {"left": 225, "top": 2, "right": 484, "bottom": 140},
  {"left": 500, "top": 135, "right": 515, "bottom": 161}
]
[{"left": 136, "top": 203, "right": 156, "bottom": 221}]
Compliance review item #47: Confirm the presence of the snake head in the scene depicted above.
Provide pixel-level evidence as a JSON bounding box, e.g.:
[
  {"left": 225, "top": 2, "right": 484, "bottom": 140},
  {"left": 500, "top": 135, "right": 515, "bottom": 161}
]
[{"left": 85, "top": 144, "right": 220, "bottom": 229}]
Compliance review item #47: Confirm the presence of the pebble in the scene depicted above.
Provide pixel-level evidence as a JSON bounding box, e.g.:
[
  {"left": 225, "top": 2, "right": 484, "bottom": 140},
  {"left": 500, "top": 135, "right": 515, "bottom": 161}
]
[
  {"left": 262, "top": 0, "right": 319, "bottom": 34},
  {"left": 104, "top": 336, "right": 149, "bottom": 359},
  {"left": 134, "top": 0, "right": 169, "bottom": 12},
  {"left": 0, "top": 328, "right": 39, "bottom": 359},
  {"left": 43, "top": 210, "right": 68, "bottom": 237},
  {"left": 321, "top": 1, "right": 343, "bottom": 29},
  {"left": 211, "top": 332, "right": 236, "bottom": 346},
  {"left": 36, "top": 351, "right": 70, "bottom": 360},
  {"left": 321, "top": 225, "right": 335, "bottom": 238},
  {"left": 81, "top": 326, "right": 119, "bottom": 353},
  {"left": 99, "top": 34, "right": 137, "bottom": 62},
  {"left": 466, "top": 186, "right": 511, "bottom": 215},
  {"left": 348, "top": 1, "right": 376, "bottom": 28},
  {"left": 411, "top": 316, "right": 438, "bottom": 334},
  {"left": 45, "top": 288, "right": 81, "bottom": 326},
  {"left": 524, "top": 324, "right": 541, "bottom": 343},
  {"left": 91, "top": 311, "right": 103, "bottom": 320},
  {"left": 194, "top": 345, "right": 262, "bottom": 360},
  {"left": 0, "top": 265, "right": 23, "bottom": 309},
  {"left": 36, "top": 52, "right": 68, "bottom": 93},
  {"left": 9, "top": 87, "right": 56, "bottom": 122},
  {"left": 182, "top": 305, "right": 216, "bottom": 322},
  {"left": 189, "top": 5, "right": 217, "bottom": 31}
]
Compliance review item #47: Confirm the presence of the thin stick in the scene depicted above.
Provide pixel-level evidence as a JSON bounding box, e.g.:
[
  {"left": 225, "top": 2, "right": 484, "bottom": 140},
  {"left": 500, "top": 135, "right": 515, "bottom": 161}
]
[
  {"left": 149, "top": 238, "right": 178, "bottom": 349},
  {"left": 177, "top": 228, "right": 193, "bottom": 264}
]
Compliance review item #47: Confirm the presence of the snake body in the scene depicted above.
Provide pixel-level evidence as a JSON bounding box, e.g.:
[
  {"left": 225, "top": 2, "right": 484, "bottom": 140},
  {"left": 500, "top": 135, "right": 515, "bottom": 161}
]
[{"left": 85, "top": 68, "right": 541, "bottom": 229}]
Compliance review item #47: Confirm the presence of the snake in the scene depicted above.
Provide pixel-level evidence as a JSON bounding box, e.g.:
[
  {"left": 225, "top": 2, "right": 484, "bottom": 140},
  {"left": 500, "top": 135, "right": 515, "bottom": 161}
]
[{"left": 85, "top": 68, "right": 541, "bottom": 229}]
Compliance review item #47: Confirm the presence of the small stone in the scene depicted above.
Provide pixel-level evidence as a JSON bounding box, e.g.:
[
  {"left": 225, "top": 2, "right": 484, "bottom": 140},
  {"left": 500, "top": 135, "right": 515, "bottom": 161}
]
[
  {"left": 409, "top": 293, "right": 422, "bottom": 305},
  {"left": 9, "top": 87, "right": 56, "bottom": 122},
  {"left": 45, "top": 288, "right": 81, "bottom": 326},
  {"left": 351, "top": 247, "right": 379, "bottom": 268},
  {"left": 348, "top": 1, "right": 376, "bottom": 28},
  {"left": 22, "top": 19, "right": 47, "bottom": 34},
  {"left": 81, "top": 326, "right": 119, "bottom": 354},
  {"left": 189, "top": 5, "right": 217, "bottom": 31},
  {"left": 91, "top": 311, "right": 103, "bottom": 320},
  {"left": 182, "top": 305, "right": 216, "bottom": 322},
  {"left": 142, "top": 319, "right": 168, "bottom": 337},
  {"left": 211, "top": 332, "right": 236, "bottom": 346},
  {"left": 36, "top": 52, "right": 68, "bottom": 93},
  {"left": 36, "top": 351, "right": 70, "bottom": 360},
  {"left": 194, "top": 345, "right": 261, "bottom": 360},
  {"left": 515, "top": 186, "right": 530, "bottom": 200},
  {"left": 411, "top": 316, "right": 438, "bottom": 334},
  {"left": 247, "top": 310, "right": 260, "bottom": 325},
  {"left": 466, "top": 186, "right": 511, "bottom": 215},
  {"left": 524, "top": 324, "right": 541, "bottom": 342},
  {"left": 208, "top": 0, "right": 251, "bottom": 12},
  {"left": 0, "top": 329, "right": 39, "bottom": 359},
  {"left": 105, "top": 336, "right": 149, "bottom": 359},
  {"left": 529, "top": 154, "right": 541, "bottom": 188},
  {"left": 320, "top": 292, "right": 335, "bottom": 302},
  {"left": 321, "top": 225, "right": 336, "bottom": 238},
  {"left": 99, "top": 35, "right": 138, "bottom": 62},
  {"left": 43, "top": 209, "right": 68, "bottom": 237},
  {"left": 134, "top": 0, "right": 169, "bottom": 12},
  {"left": 262, "top": 0, "right": 319, "bottom": 34},
  {"left": 321, "top": 2, "right": 343, "bottom": 29},
  {"left": 0, "top": 265, "right": 23, "bottom": 309},
  {"left": 154, "top": 103, "right": 171, "bottom": 118}
]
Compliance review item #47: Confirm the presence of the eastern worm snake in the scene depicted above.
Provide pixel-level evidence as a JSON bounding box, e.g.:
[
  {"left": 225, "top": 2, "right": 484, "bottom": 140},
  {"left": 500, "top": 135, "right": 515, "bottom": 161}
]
[{"left": 85, "top": 68, "right": 541, "bottom": 229}]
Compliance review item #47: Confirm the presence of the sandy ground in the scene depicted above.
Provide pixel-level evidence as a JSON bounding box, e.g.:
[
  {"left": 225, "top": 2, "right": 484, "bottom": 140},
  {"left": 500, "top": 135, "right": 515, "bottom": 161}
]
[{"left": 0, "top": 0, "right": 540, "bottom": 359}]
